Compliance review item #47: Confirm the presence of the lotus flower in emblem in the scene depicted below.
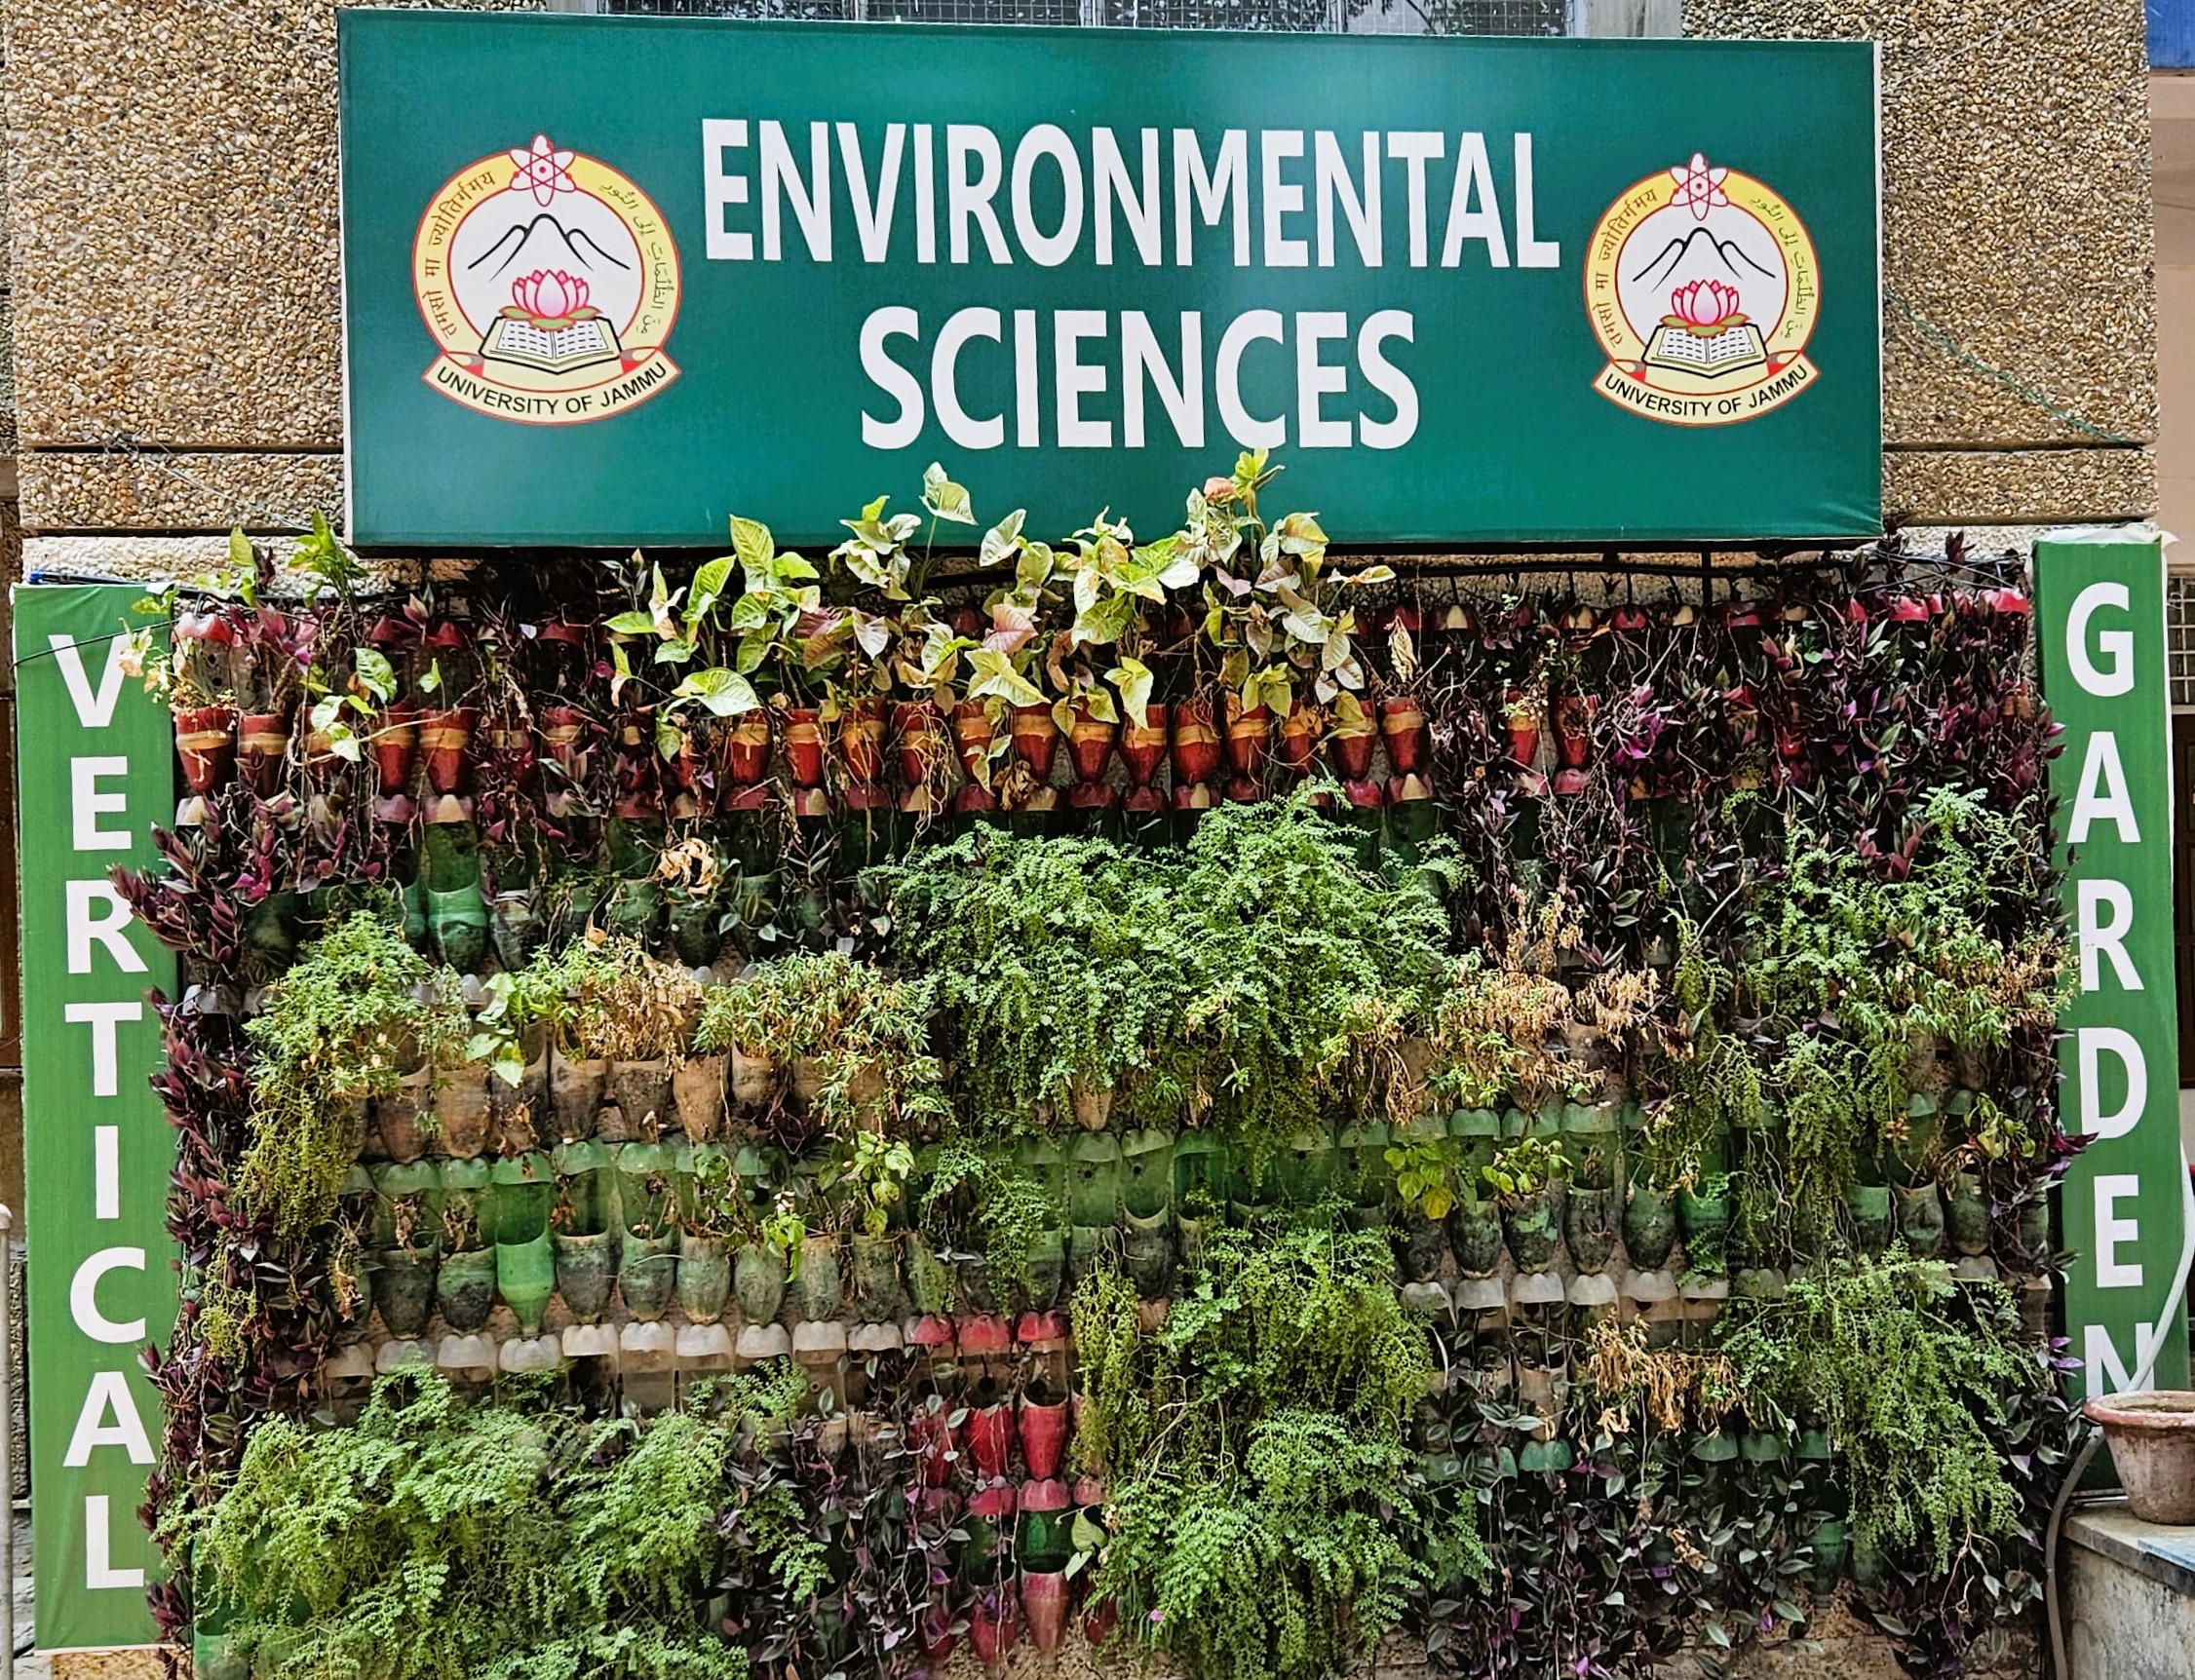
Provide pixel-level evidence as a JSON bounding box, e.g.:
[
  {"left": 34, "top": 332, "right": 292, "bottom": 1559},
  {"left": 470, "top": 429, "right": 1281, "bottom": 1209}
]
[
  {"left": 511, "top": 270, "right": 589, "bottom": 323},
  {"left": 1667, "top": 280, "right": 1745, "bottom": 331}
]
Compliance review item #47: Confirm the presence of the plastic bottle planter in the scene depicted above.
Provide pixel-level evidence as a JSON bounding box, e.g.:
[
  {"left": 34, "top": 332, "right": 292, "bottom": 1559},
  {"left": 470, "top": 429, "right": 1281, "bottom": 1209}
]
[
  {"left": 601, "top": 877, "right": 662, "bottom": 946},
  {"left": 676, "top": 1234, "right": 733, "bottom": 1324},
  {"left": 1385, "top": 1211, "right": 1444, "bottom": 1286},
  {"left": 1065, "top": 699, "right": 1119, "bottom": 811},
  {"left": 1340, "top": 1121, "right": 1394, "bottom": 1215},
  {"left": 1445, "top": 1199, "right": 1504, "bottom": 1279},
  {"left": 1121, "top": 704, "right": 1169, "bottom": 812},
  {"left": 735, "top": 1242, "right": 789, "bottom": 1324},
  {"left": 548, "top": 1051, "right": 606, "bottom": 1142},
  {"left": 1118, "top": 1213, "right": 1173, "bottom": 1302},
  {"left": 1220, "top": 694, "right": 1273, "bottom": 803},
  {"left": 437, "top": 1247, "right": 496, "bottom": 1333},
  {"left": 236, "top": 707, "right": 293, "bottom": 796},
  {"left": 1119, "top": 1128, "right": 1175, "bottom": 1219},
  {"left": 904, "top": 1234, "right": 955, "bottom": 1318},
  {"left": 966, "top": 1395, "right": 1016, "bottom": 1481},
  {"left": 969, "top": 1582, "right": 1020, "bottom": 1676},
  {"left": 604, "top": 1060, "right": 673, "bottom": 1143},
  {"left": 435, "top": 1069, "right": 494, "bottom": 1162},
  {"left": 1170, "top": 695, "right": 1222, "bottom": 809},
  {"left": 174, "top": 704, "right": 238, "bottom": 795},
  {"left": 1846, "top": 1182, "right": 1895, "bottom": 1257},
  {"left": 668, "top": 894, "right": 723, "bottom": 969},
  {"left": 1278, "top": 1126, "right": 1336, "bottom": 1206},
  {"left": 672, "top": 1056, "right": 726, "bottom": 1144},
  {"left": 488, "top": 892, "right": 544, "bottom": 971},
  {"left": 1068, "top": 1133, "right": 1123, "bottom": 1229},
  {"left": 378, "top": 1069, "right": 436, "bottom": 1165},
  {"left": 373, "top": 1243, "right": 440, "bottom": 1340},
  {"left": 496, "top": 1231, "right": 556, "bottom": 1334},
  {"left": 795, "top": 1236, "right": 845, "bottom": 1323},
  {"left": 418, "top": 707, "right": 478, "bottom": 795},
  {"left": 1021, "top": 1569, "right": 1069, "bottom": 1657},
  {"left": 1502, "top": 1191, "right": 1561, "bottom": 1274},
  {"left": 1675, "top": 1183, "right": 1732, "bottom": 1261},
  {"left": 1564, "top": 1186, "right": 1619, "bottom": 1275},
  {"left": 1018, "top": 1476, "right": 1075, "bottom": 1573},
  {"left": 1945, "top": 1172, "right": 1991, "bottom": 1256},
  {"left": 619, "top": 1233, "right": 677, "bottom": 1321},
  {"left": 555, "top": 1229, "right": 620, "bottom": 1324},
  {"left": 849, "top": 1233, "right": 902, "bottom": 1323},
  {"left": 1897, "top": 1183, "right": 1947, "bottom": 1258}
]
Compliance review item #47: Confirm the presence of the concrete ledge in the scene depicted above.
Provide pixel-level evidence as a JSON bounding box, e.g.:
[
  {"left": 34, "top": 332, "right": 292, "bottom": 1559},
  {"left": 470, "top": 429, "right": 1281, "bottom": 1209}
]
[
  {"left": 2065, "top": 1499, "right": 2195, "bottom": 1596},
  {"left": 2063, "top": 1498, "right": 2195, "bottom": 1680}
]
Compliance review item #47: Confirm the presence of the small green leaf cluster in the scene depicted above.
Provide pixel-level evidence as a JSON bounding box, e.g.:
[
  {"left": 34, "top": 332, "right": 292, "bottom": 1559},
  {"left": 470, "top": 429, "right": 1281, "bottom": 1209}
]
[
  {"left": 241, "top": 911, "right": 466, "bottom": 1237},
  {"left": 1071, "top": 1226, "right": 1452, "bottom": 1680},
  {"left": 1717, "top": 1250, "right": 2046, "bottom": 1572},
  {"left": 196, "top": 1370, "right": 784, "bottom": 1680},
  {"left": 880, "top": 790, "right": 1451, "bottom": 1159}
]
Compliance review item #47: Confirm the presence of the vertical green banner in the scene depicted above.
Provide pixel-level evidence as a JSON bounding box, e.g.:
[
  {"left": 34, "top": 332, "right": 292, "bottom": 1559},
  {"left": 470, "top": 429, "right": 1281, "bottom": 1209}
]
[
  {"left": 2034, "top": 533, "right": 2194, "bottom": 1404},
  {"left": 12, "top": 584, "right": 176, "bottom": 1651}
]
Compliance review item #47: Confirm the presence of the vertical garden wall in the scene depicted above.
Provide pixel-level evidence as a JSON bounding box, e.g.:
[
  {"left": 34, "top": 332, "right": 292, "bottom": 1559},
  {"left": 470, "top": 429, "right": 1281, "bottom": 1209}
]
[{"left": 108, "top": 461, "right": 2081, "bottom": 1680}]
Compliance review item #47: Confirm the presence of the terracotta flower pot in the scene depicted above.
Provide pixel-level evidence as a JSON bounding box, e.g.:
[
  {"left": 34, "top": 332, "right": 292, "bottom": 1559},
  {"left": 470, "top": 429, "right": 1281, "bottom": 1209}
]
[
  {"left": 2083, "top": 1393, "right": 2195, "bottom": 1523},
  {"left": 419, "top": 707, "right": 478, "bottom": 795},
  {"left": 782, "top": 707, "right": 826, "bottom": 788},
  {"left": 174, "top": 705, "right": 238, "bottom": 794},
  {"left": 721, "top": 712, "right": 771, "bottom": 786},
  {"left": 1171, "top": 694, "right": 1222, "bottom": 787},
  {"left": 1010, "top": 704, "right": 1059, "bottom": 782},
  {"left": 237, "top": 708, "right": 291, "bottom": 795}
]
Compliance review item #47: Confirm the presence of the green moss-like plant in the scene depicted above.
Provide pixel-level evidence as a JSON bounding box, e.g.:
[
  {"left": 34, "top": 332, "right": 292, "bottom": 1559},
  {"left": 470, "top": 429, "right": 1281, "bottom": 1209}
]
[
  {"left": 195, "top": 1370, "right": 783, "bottom": 1680},
  {"left": 1716, "top": 1251, "right": 2046, "bottom": 1572},
  {"left": 241, "top": 911, "right": 465, "bottom": 1238},
  {"left": 1070, "top": 1225, "right": 1476, "bottom": 1680}
]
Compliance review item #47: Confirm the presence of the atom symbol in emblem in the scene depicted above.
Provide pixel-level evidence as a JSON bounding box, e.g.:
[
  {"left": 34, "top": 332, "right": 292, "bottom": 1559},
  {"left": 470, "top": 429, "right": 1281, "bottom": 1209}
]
[
  {"left": 1668, "top": 153, "right": 1731, "bottom": 222},
  {"left": 507, "top": 134, "right": 577, "bottom": 207}
]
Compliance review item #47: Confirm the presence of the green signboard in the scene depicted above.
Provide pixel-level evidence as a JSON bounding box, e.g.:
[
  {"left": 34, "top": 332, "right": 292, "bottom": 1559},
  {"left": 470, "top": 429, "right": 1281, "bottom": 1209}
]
[
  {"left": 2034, "top": 533, "right": 2194, "bottom": 1405},
  {"left": 13, "top": 584, "right": 177, "bottom": 1651},
  {"left": 340, "top": 12, "right": 1882, "bottom": 548}
]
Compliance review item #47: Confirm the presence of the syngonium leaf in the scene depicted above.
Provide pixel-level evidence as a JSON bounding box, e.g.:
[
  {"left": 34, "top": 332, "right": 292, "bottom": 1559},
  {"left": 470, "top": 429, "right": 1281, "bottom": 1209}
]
[
  {"left": 922, "top": 461, "right": 977, "bottom": 525},
  {"left": 1108, "top": 657, "right": 1155, "bottom": 728},
  {"left": 674, "top": 668, "right": 762, "bottom": 717},
  {"left": 982, "top": 508, "right": 1028, "bottom": 569},
  {"left": 964, "top": 648, "right": 1045, "bottom": 707}
]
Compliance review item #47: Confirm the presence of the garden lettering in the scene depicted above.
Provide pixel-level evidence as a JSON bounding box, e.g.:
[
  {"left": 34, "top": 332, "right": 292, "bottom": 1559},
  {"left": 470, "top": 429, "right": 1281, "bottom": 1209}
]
[
  {"left": 14, "top": 584, "right": 176, "bottom": 1650},
  {"left": 2034, "top": 535, "right": 2195, "bottom": 1403}
]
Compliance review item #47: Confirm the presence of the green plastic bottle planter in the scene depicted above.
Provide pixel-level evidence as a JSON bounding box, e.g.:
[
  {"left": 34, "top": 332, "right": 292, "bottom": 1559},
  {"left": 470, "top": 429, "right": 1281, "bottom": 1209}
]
[
  {"left": 677, "top": 1233, "right": 733, "bottom": 1324},
  {"left": 620, "top": 1232, "right": 678, "bottom": 1322},
  {"left": 1068, "top": 1132, "right": 1123, "bottom": 1229},
  {"left": 1171, "top": 1130, "right": 1227, "bottom": 1206},
  {"left": 615, "top": 1142, "right": 675, "bottom": 1237},
  {"left": 554, "top": 1228, "right": 620, "bottom": 1324},
  {"left": 1339, "top": 1119, "right": 1393, "bottom": 1211},
  {"left": 1278, "top": 1125, "right": 1336, "bottom": 1206},
  {"left": 489, "top": 1152, "right": 554, "bottom": 1246},
  {"left": 1846, "top": 1182, "right": 1895, "bottom": 1256},
  {"left": 427, "top": 885, "right": 488, "bottom": 974},
  {"left": 602, "top": 875, "right": 663, "bottom": 943},
  {"left": 440, "top": 1158, "right": 491, "bottom": 1242},
  {"left": 1013, "top": 1134, "right": 1070, "bottom": 1211},
  {"left": 1121, "top": 1210, "right": 1175, "bottom": 1301},
  {"left": 1898, "top": 1182, "right": 1947, "bottom": 1258},
  {"left": 734, "top": 1241, "right": 789, "bottom": 1324},
  {"left": 1945, "top": 1172, "right": 1991, "bottom": 1256},
  {"left": 1119, "top": 1127, "right": 1175, "bottom": 1220},
  {"left": 849, "top": 1233, "right": 902, "bottom": 1323},
  {"left": 497, "top": 1231, "right": 556, "bottom": 1334},
  {"left": 904, "top": 1233, "right": 954, "bottom": 1317},
  {"left": 437, "top": 1247, "right": 496, "bottom": 1333},
  {"left": 795, "top": 1236, "right": 845, "bottom": 1322},
  {"left": 1623, "top": 1183, "right": 1677, "bottom": 1272}
]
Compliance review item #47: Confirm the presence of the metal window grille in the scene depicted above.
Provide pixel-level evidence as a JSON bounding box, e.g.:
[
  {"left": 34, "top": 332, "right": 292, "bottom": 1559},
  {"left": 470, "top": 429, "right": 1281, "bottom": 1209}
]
[
  {"left": 2170, "top": 574, "right": 2195, "bottom": 709},
  {"left": 590, "top": 0, "right": 1571, "bottom": 35}
]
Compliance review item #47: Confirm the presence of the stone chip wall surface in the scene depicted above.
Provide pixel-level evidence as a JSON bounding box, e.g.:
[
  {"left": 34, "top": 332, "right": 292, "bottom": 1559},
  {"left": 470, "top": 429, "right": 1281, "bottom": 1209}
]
[{"left": 0, "top": 2, "right": 2164, "bottom": 517}]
